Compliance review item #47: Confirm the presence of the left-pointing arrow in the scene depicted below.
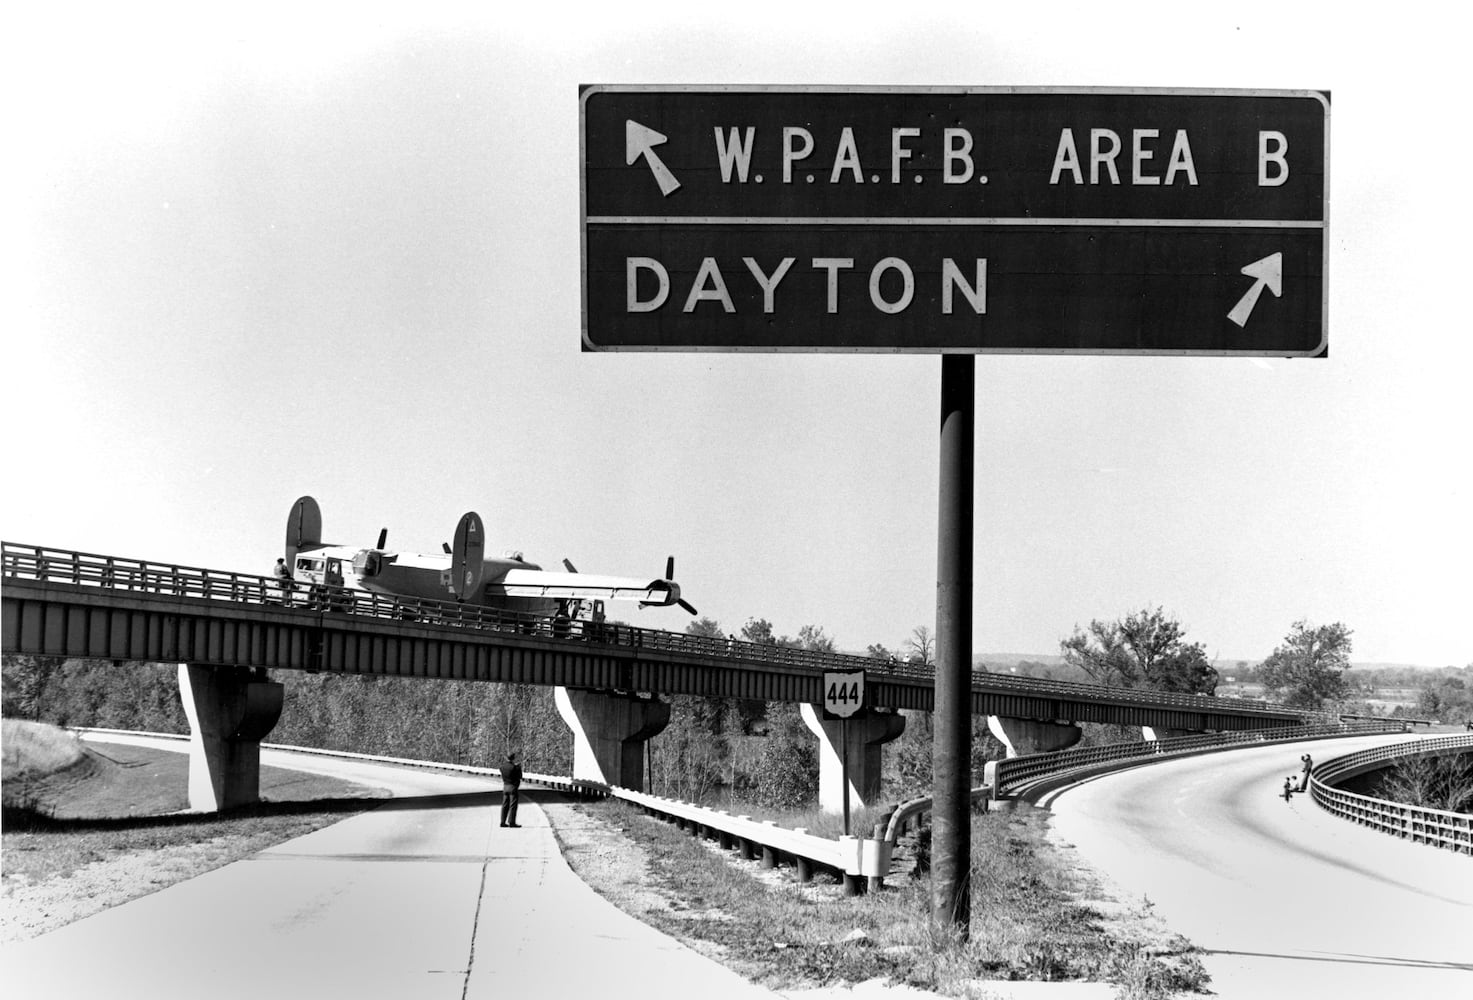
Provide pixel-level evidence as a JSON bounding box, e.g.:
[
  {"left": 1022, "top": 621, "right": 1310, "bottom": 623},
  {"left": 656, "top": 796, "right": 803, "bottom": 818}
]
[{"left": 626, "top": 120, "right": 681, "bottom": 197}]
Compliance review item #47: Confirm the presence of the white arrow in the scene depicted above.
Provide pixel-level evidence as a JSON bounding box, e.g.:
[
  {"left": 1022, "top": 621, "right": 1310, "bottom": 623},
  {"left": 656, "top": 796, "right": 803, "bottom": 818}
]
[
  {"left": 1227, "top": 252, "right": 1283, "bottom": 328},
  {"left": 626, "top": 120, "right": 681, "bottom": 197}
]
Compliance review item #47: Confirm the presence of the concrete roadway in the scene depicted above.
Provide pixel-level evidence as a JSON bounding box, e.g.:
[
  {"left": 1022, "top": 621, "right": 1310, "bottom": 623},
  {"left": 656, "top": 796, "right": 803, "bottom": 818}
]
[
  {"left": 2, "top": 734, "right": 787, "bottom": 1000},
  {"left": 1041, "top": 732, "right": 1473, "bottom": 999}
]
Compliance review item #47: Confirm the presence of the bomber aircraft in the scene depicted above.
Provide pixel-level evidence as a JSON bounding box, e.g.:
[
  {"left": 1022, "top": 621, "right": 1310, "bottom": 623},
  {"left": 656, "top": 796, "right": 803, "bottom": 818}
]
[{"left": 282, "top": 495, "right": 695, "bottom": 621}]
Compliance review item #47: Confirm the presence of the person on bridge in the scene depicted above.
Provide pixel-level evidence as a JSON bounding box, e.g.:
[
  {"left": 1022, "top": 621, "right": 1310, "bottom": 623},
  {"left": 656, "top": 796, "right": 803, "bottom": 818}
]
[
  {"left": 500, "top": 752, "right": 523, "bottom": 827},
  {"left": 272, "top": 557, "right": 294, "bottom": 605},
  {"left": 1298, "top": 753, "right": 1313, "bottom": 792}
]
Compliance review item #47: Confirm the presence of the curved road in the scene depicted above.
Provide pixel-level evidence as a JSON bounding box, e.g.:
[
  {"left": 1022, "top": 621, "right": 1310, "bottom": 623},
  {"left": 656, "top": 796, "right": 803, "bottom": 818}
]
[
  {"left": 3, "top": 734, "right": 785, "bottom": 1000},
  {"left": 1043, "top": 733, "right": 1473, "bottom": 999}
]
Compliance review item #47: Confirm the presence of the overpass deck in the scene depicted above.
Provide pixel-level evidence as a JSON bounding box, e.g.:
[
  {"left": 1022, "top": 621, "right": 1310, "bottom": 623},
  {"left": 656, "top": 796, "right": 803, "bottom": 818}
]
[{"left": 2, "top": 542, "right": 1304, "bottom": 731}]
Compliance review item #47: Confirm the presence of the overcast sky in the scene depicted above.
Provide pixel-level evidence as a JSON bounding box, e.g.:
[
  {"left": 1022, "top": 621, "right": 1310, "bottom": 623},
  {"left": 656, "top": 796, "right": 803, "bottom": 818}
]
[{"left": 4, "top": 3, "right": 1467, "bottom": 667}]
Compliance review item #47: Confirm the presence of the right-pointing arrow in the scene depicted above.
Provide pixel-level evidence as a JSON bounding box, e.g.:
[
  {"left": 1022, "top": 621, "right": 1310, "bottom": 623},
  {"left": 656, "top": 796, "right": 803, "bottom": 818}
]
[{"left": 1228, "top": 252, "right": 1283, "bottom": 328}]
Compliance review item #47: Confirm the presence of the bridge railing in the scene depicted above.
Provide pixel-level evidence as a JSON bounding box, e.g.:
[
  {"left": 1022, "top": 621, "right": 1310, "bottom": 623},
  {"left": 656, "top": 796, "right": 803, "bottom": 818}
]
[
  {"left": 5, "top": 540, "right": 1297, "bottom": 720},
  {"left": 1309, "top": 734, "right": 1473, "bottom": 854},
  {"left": 986, "top": 719, "right": 1408, "bottom": 799}
]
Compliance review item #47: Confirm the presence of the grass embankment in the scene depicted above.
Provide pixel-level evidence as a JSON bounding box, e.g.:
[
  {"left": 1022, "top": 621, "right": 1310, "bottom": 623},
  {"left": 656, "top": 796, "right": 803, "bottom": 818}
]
[
  {"left": 564, "top": 797, "right": 1207, "bottom": 999},
  {"left": 2, "top": 720, "right": 385, "bottom": 941}
]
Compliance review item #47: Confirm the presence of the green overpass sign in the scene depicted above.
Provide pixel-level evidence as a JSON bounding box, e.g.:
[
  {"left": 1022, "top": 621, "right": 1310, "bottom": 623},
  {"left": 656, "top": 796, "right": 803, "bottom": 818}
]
[{"left": 580, "top": 86, "right": 1329, "bottom": 356}]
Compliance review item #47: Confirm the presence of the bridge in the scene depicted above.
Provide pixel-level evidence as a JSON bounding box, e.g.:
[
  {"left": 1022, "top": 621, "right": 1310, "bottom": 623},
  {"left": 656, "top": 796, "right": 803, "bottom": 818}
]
[{"left": 2, "top": 542, "right": 1307, "bottom": 812}]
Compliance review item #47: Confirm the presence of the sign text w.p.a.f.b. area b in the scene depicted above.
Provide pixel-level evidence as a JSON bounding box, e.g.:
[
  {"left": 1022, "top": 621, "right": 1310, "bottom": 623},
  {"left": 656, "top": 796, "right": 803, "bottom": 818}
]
[{"left": 579, "top": 87, "right": 1329, "bottom": 356}]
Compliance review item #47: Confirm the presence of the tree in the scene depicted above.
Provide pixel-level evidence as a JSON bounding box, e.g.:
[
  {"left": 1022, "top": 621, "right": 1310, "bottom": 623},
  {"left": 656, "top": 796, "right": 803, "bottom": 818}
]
[
  {"left": 751, "top": 702, "right": 817, "bottom": 809},
  {"left": 1257, "top": 620, "right": 1353, "bottom": 710},
  {"left": 1, "top": 655, "right": 62, "bottom": 720},
  {"left": 1379, "top": 753, "right": 1473, "bottom": 814},
  {"left": 1414, "top": 669, "right": 1473, "bottom": 726},
  {"left": 904, "top": 625, "right": 935, "bottom": 668},
  {"left": 1059, "top": 607, "right": 1218, "bottom": 694},
  {"left": 741, "top": 617, "right": 776, "bottom": 645},
  {"left": 685, "top": 616, "right": 726, "bottom": 641},
  {"left": 796, "top": 624, "right": 835, "bottom": 654}
]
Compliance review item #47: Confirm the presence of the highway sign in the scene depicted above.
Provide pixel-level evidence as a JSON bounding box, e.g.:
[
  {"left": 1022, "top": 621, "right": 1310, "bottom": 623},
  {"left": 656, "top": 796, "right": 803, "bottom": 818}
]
[
  {"left": 822, "top": 669, "right": 867, "bottom": 720},
  {"left": 580, "top": 86, "right": 1328, "bottom": 356}
]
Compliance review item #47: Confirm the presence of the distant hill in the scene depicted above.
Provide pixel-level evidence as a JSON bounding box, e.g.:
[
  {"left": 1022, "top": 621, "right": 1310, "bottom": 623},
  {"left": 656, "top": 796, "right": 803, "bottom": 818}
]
[{"left": 973, "top": 653, "right": 1065, "bottom": 668}]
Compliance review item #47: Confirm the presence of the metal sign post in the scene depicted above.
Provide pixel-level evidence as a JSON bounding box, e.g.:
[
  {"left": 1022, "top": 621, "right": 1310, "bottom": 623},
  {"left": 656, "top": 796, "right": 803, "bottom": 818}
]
[
  {"left": 934, "top": 354, "right": 974, "bottom": 933},
  {"left": 823, "top": 668, "right": 867, "bottom": 837}
]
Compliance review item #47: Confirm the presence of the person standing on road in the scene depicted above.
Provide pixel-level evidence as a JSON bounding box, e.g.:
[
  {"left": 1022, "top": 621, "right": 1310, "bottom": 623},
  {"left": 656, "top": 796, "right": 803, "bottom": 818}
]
[
  {"left": 1298, "top": 753, "right": 1313, "bottom": 792},
  {"left": 500, "top": 752, "right": 523, "bottom": 827},
  {"left": 1282, "top": 776, "right": 1295, "bottom": 801}
]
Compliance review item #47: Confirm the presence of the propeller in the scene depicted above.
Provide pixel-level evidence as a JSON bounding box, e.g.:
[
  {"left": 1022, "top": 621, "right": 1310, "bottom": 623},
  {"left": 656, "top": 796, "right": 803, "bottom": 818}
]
[
  {"left": 563, "top": 558, "right": 579, "bottom": 573},
  {"left": 376, "top": 528, "right": 388, "bottom": 550},
  {"left": 665, "top": 556, "right": 699, "bottom": 616}
]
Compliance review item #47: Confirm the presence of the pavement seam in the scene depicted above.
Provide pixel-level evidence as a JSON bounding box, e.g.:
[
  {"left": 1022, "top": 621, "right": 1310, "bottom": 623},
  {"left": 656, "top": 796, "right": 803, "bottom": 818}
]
[{"left": 460, "top": 828, "right": 495, "bottom": 1000}]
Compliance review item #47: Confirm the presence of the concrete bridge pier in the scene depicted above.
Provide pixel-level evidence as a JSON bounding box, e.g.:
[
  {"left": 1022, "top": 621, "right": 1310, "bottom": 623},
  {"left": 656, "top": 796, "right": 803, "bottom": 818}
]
[
  {"left": 987, "top": 716, "right": 1082, "bottom": 758},
  {"left": 1142, "top": 726, "right": 1198, "bottom": 742},
  {"left": 177, "top": 663, "right": 285, "bottom": 812},
  {"left": 799, "top": 705, "right": 906, "bottom": 815},
  {"left": 554, "top": 687, "right": 670, "bottom": 791}
]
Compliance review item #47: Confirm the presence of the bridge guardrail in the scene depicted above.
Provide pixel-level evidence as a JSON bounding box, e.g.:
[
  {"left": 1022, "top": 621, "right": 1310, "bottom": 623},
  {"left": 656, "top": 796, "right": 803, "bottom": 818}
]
[
  {"left": 4, "top": 541, "right": 1302, "bottom": 721},
  {"left": 985, "top": 720, "right": 1408, "bottom": 800},
  {"left": 1309, "top": 734, "right": 1473, "bottom": 855}
]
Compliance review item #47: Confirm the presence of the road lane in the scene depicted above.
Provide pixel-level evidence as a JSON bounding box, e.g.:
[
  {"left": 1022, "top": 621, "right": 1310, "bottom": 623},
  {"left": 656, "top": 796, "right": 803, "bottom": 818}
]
[
  {"left": 1043, "top": 733, "right": 1473, "bottom": 999},
  {"left": 2, "top": 735, "right": 786, "bottom": 1000}
]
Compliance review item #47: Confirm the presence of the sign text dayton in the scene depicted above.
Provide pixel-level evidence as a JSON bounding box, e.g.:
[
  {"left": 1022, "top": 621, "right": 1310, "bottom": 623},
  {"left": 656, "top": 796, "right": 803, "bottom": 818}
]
[{"left": 580, "top": 86, "right": 1328, "bottom": 357}]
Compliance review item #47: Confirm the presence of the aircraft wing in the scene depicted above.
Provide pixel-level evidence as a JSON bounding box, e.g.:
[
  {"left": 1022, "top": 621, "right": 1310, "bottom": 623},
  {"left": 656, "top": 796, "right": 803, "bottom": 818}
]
[{"left": 491, "top": 568, "right": 682, "bottom": 607}]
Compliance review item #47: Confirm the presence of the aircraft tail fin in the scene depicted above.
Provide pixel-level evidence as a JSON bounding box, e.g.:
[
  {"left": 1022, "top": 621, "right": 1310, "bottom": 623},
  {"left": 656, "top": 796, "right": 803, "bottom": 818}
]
[
  {"left": 285, "top": 496, "right": 323, "bottom": 567},
  {"left": 450, "top": 512, "right": 486, "bottom": 601}
]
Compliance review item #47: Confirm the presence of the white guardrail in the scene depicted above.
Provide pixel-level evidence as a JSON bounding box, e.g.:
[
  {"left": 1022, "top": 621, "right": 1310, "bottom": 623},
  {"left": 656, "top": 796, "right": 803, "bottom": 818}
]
[
  {"left": 983, "top": 720, "right": 1408, "bottom": 799},
  {"left": 71, "top": 728, "right": 891, "bottom": 893},
  {"left": 1309, "top": 734, "right": 1473, "bottom": 855}
]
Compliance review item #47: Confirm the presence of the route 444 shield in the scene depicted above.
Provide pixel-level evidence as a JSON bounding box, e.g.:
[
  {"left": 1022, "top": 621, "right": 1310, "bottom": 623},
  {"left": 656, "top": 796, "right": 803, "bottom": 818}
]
[{"left": 822, "top": 669, "right": 867, "bottom": 720}]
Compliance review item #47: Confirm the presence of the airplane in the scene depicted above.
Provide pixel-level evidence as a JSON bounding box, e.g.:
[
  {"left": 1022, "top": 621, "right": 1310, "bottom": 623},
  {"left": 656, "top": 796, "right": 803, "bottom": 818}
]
[{"left": 282, "top": 495, "right": 696, "bottom": 620}]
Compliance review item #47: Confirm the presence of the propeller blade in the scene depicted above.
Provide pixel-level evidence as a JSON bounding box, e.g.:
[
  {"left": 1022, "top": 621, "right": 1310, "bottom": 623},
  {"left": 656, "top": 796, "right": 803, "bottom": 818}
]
[
  {"left": 678, "top": 598, "right": 698, "bottom": 616},
  {"left": 442, "top": 542, "right": 452, "bottom": 555},
  {"left": 377, "top": 528, "right": 388, "bottom": 550},
  {"left": 563, "top": 558, "right": 579, "bottom": 573},
  {"left": 665, "top": 556, "right": 675, "bottom": 580}
]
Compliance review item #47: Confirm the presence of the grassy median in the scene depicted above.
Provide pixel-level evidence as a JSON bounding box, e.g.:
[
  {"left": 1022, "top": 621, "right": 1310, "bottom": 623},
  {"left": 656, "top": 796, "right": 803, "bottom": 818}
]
[{"left": 560, "top": 797, "right": 1208, "bottom": 999}]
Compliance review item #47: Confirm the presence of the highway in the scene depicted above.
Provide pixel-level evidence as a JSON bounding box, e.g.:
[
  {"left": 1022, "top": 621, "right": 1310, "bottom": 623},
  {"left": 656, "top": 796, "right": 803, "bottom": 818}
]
[
  {"left": 2, "top": 734, "right": 786, "bottom": 1000},
  {"left": 1042, "top": 733, "right": 1473, "bottom": 999},
  {"left": 9, "top": 733, "right": 1467, "bottom": 999}
]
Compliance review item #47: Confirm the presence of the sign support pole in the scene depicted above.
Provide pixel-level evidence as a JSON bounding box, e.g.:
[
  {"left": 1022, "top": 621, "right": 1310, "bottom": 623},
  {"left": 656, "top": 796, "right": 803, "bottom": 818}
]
[
  {"left": 932, "top": 353, "right": 974, "bottom": 936},
  {"left": 841, "top": 715, "right": 851, "bottom": 837}
]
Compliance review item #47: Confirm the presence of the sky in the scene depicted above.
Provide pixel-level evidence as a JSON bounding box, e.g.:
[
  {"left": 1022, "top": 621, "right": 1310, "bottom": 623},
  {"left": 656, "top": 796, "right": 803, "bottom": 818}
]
[{"left": 3, "top": 3, "right": 1468, "bottom": 668}]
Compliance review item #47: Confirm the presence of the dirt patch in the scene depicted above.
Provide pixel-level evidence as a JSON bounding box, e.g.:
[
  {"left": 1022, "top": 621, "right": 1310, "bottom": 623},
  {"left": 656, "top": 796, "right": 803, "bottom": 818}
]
[
  {"left": 540, "top": 798, "right": 677, "bottom": 918},
  {"left": 1042, "top": 822, "right": 1206, "bottom": 991},
  {"left": 3, "top": 836, "right": 236, "bottom": 942}
]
